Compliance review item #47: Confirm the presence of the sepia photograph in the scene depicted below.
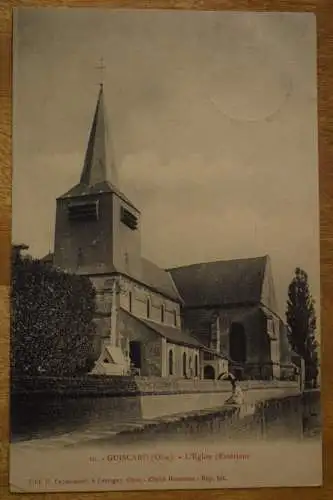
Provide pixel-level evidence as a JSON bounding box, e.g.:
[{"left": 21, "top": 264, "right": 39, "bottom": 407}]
[{"left": 10, "top": 8, "right": 321, "bottom": 492}]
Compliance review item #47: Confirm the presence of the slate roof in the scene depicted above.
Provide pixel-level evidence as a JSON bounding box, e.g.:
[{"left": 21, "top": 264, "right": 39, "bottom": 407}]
[
  {"left": 79, "top": 84, "right": 116, "bottom": 187},
  {"left": 43, "top": 253, "right": 181, "bottom": 302},
  {"left": 57, "top": 85, "right": 137, "bottom": 210},
  {"left": 143, "top": 319, "right": 202, "bottom": 348},
  {"left": 168, "top": 256, "right": 268, "bottom": 308},
  {"left": 141, "top": 258, "right": 182, "bottom": 303},
  {"left": 59, "top": 180, "right": 139, "bottom": 211},
  {"left": 120, "top": 308, "right": 217, "bottom": 351}
]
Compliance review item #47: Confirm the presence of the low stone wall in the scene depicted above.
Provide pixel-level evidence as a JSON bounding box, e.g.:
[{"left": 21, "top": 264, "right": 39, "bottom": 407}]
[
  {"left": 135, "top": 377, "right": 299, "bottom": 395},
  {"left": 10, "top": 375, "right": 300, "bottom": 440},
  {"left": 117, "top": 391, "right": 321, "bottom": 443},
  {"left": 11, "top": 375, "right": 299, "bottom": 397},
  {"left": 137, "top": 379, "right": 299, "bottom": 419},
  {"left": 139, "top": 392, "right": 229, "bottom": 419},
  {"left": 11, "top": 375, "right": 232, "bottom": 397},
  {"left": 11, "top": 375, "right": 138, "bottom": 397},
  {"left": 136, "top": 377, "right": 230, "bottom": 394}
]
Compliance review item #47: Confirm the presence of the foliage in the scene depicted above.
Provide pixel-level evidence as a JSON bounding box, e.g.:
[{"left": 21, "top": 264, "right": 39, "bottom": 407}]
[
  {"left": 286, "top": 267, "right": 319, "bottom": 385},
  {"left": 11, "top": 248, "right": 96, "bottom": 376}
]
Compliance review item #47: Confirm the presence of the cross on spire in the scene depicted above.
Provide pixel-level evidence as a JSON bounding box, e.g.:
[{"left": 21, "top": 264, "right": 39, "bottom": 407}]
[{"left": 95, "top": 57, "right": 106, "bottom": 86}]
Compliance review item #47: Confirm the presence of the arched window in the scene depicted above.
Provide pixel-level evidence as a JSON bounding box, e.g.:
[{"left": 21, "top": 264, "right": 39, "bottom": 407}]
[
  {"left": 204, "top": 365, "right": 215, "bottom": 380},
  {"left": 161, "top": 304, "right": 165, "bottom": 323},
  {"left": 229, "top": 322, "right": 247, "bottom": 364},
  {"left": 129, "top": 291, "right": 132, "bottom": 313},
  {"left": 195, "top": 355, "right": 199, "bottom": 377},
  {"left": 168, "top": 349, "right": 173, "bottom": 375},
  {"left": 146, "top": 297, "right": 151, "bottom": 318},
  {"left": 189, "top": 356, "right": 192, "bottom": 374},
  {"left": 183, "top": 352, "right": 187, "bottom": 377},
  {"left": 173, "top": 309, "right": 177, "bottom": 327}
]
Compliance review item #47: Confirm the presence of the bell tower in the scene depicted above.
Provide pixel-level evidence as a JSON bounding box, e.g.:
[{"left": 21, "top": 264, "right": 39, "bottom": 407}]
[{"left": 53, "top": 84, "right": 142, "bottom": 279}]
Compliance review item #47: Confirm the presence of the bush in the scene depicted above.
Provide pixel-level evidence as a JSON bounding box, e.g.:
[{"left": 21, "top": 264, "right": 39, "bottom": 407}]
[{"left": 11, "top": 250, "right": 96, "bottom": 376}]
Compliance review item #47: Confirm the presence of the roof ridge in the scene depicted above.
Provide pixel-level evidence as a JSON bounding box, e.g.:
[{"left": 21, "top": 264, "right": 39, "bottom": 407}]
[
  {"left": 168, "top": 255, "right": 269, "bottom": 308},
  {"left": 166, "top": 254, "right": 268, "bottom": 272}
]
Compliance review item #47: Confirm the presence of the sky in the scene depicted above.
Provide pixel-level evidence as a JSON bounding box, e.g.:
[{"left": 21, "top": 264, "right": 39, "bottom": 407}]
[{"left": 12, "top": 8, "right": 320, "bottom": 322}]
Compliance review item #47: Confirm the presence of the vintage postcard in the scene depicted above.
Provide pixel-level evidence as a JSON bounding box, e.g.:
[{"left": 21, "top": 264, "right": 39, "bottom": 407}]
[{"left": 10, "top": 8, "right": 322, "bottom": 492}]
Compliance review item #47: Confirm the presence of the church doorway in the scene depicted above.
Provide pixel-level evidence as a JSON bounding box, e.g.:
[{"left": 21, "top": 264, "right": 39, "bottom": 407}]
[
  {"left": 129, "top": 341, "right": 142, "bottom": 369},
  {"left": 229, "top": 323, "right": 247, "bottom": 364},
  {"left": 204, "top": 365, "right": 215, "bottom": 379}
]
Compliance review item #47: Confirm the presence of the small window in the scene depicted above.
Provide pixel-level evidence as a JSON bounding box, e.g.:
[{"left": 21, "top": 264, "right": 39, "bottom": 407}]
[
  {"left": 147, "top": 297, "right": 151, "bottom": 318},
  {"left": 121, "top": 206, "right": 138, "bottom": 230},
  {"left": 129, "top": 291, "right": 132, "bottom": 313},
  {"left": 183, "top": 352, "right": 187, "bottom": 377},
  {"left": 161, "top": 305, "right": 165, "bottom": 323},
  {"left": 189, "top": 356, "right": 192, "bottom": 376},
  {"left": 194, "top": 355, "right": 199, "bottom": 377},
  {"left": 68, "top": 200, "right": 99, "bottom": 221},
  {"left": 168, "top": 350, "right": 173, "bottom": 375},
  {"left": 173, "top": 310, "right": 177, "bottom": 327}
]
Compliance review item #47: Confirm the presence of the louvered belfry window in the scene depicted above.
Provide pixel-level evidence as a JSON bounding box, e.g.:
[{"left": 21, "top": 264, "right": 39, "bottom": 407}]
[
  {"left": 121, "top": 206, "right": 138, "bottom": 230},
  {"left": 68, "top": 200, "right": 99, "bottom": 221}
]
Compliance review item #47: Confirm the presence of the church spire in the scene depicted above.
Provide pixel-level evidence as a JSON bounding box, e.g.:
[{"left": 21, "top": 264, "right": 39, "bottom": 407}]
[{"left": 80, "top": 83, "right": 118, "bottom": 187}]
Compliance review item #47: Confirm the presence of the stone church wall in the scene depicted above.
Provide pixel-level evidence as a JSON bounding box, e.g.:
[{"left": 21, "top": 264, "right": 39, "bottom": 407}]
[
  {"left": 182, "top": 307, "right": 283, "bottom": 380},
  {"left": 279, "top": 319, "right": 293, "bottom": 365},
  {"left": 166, "top": 343, "right": 200, "bottom": 378},
  {"left": 118, "top": 311, "right": 163, "bottom": 377},
  {"left": 54, "top": 194, "right": 115, "bottom": 274},
  {"left": 91, "top": 275, "right": 181, "bottom": 329},
  {"left": 89, "top": 274, "right": 183, "bottom": 369},
  {"left": 112, "top": 195, "right": 142, "bottom": 278},
  {"left": 119, "top": 276, "right": 181, "bottom": 328}
]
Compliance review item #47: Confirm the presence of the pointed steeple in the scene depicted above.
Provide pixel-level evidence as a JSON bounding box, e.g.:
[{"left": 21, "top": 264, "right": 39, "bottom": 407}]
[
  {"left": 80, "top": 84, "right": 118, "bottom": 187},
  {"left": 59, "top": 83, "right": 136, "bottom": 209}
]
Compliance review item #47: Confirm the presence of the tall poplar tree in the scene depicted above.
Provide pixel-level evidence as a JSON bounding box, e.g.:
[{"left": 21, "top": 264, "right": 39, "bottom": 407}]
[{"left": 286, "top": 267, "right": 318, "bottom": 387}]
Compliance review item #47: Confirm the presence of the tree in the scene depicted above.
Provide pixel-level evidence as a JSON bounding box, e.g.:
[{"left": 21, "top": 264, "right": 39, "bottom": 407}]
[
  {"left": 11, "top": 247, "right": 97, "bottom": 376},
  {"left": 286, "top": 267, "right": 319, "bottom": 388}
]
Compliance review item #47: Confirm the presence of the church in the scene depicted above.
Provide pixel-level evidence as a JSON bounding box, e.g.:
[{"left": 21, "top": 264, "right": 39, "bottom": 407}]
[{"left": 45, "top": 84, "right": 294, "bottom": 381}]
